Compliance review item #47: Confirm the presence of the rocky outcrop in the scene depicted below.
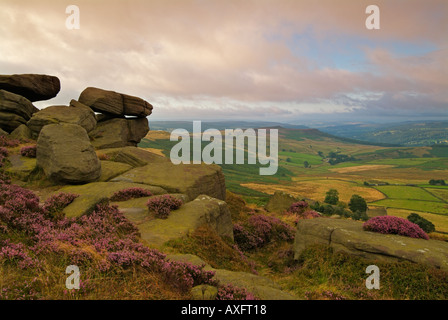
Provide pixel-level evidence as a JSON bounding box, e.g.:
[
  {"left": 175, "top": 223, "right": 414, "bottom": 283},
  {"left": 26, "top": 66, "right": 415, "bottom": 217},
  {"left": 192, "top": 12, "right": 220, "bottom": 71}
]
[
  {"left": 36, "top": 123, "right": 101, "bottom": 184},
  {"left": 111, "top": 162, "right": 226, "bottom": 202},
  {"left": 78, "top": 87, "right": 151, "bottom": 149},
  {"left": 0, "top": 74, "right": 60, "bottom": 102},
  {"left": 0, "top": 90, "right": 39, "bottom": 132},
  {"left": 78, "top": 87, "right": 153, "bottom": 117},
  {"left": 294, "top": 218, "right": 448, "bottom": 271},
  {"left": 27, "top": 103, "right": 97, "bottom": 136}
]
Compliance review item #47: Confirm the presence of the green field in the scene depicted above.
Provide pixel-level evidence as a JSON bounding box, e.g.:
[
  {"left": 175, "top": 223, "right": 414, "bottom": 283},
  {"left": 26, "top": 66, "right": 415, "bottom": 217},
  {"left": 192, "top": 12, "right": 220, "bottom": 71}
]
[
  {"left": 279, "top": 151, "right": 323, "bottom": 166},
  {"left": 370, "top": 199, "right": 448, "bottom": 215}
]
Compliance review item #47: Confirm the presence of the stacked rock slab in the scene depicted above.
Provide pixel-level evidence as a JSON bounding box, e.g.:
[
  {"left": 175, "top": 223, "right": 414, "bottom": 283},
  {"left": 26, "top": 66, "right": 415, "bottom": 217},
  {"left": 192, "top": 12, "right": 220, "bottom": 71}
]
[
  {"left": 78, "top": 87, "right": 152, "bottom": 149},
  {"left": 0, "top": 74, "right": 60, "bottom": 102}
]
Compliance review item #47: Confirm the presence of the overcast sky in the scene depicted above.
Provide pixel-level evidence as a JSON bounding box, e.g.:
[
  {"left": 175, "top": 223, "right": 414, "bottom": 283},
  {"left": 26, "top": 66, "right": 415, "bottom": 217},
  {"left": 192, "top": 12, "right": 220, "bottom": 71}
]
[{"left": 1, "top": 0, "right": 447, "bottom": 124}]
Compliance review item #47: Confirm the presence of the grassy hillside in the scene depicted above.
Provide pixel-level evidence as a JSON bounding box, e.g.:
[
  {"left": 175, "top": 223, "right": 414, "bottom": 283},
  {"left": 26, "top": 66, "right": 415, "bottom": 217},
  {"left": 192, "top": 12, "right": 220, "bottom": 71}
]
[{"left": 140, "top": 126, "right": 448, "bottom": 233}]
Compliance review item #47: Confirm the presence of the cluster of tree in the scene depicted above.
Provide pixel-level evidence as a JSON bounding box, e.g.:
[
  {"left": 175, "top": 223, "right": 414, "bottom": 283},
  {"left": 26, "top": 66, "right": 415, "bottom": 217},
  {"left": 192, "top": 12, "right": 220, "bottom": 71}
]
[
  {"left": 429, "top": 179, "right": 446, "bottom": 186},
  {"left": 318, "top": 189, "right": 368, "bottom": 221},
  {"left": 327, "top": 151, "right": 356, "bottom": 165}
]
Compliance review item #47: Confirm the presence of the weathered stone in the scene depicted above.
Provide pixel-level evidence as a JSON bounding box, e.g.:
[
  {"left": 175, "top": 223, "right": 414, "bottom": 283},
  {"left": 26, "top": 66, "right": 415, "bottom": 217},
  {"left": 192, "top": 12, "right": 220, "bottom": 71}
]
[
  {"left": 138, "top": 195, "right": 233, "bottom": 248},
  {"left": 9, "top": 124, "right": 33, "bottom": 141},
  {"left": 0, "top": 89, "right": 38, "bottom": 120},
  {"left": 99, "top": 146, "right": 168, "bottom": 167},
  {"left": 98, "top": 160, "right": 133, "bottom": 182},
  {"left": 112, "top": 162, "right": 226, "bottom": 202},
  {"left": 89, "top": 117, "right": 149, "bottom": 149},
  {"left": 293, "top": 218, "right": 448, "bottom": 271},
  {"left": 27, "top": 104, "right": 97, "bottom": 136},
  {"left": 78, "top": 87, "right": 153, "bottom": 117},
  {"left": 58, "top": 181, "right": 167, "bottom": 218},
  {"left": 0, "top": 111, "right": 27, "bottom": 132},
  {"left": 36, "top": 123, "right": 101, "bottom": 184},
  {"left": 0, "top": 74, "right": 60, "bottom": 102}
]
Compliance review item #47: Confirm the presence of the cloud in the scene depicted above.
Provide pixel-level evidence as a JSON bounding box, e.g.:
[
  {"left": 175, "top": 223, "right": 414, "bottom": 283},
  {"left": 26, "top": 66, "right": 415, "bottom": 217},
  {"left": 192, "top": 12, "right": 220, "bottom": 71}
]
[{"left": 1, "top": 0, "right": 446, "bottom": 121}]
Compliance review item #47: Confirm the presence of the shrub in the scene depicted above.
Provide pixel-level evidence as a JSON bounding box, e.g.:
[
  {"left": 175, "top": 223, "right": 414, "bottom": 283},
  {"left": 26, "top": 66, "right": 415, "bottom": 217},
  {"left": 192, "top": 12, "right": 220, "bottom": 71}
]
[
  {"left": 287, "top": 201, "right": 309, "bottom": 214},
  {"left": 351, "top": 210, "right": 369, "bottom": 221},
  {"left": 146, "top": 195, "right": 183, "bottom": 219},
  {"left": 216, "top": 284, "right": 258, "bottom": 300},
  {"left": 20, "top": 145, "right": 37, "bottom": 158},
  {"left": 42, "top": 192, "right": 79, "bottom": 219},
  {"left": 110, "top": 187, "right": 153, "bottom": 202},
  {"left": 233, "top": 214, "right": 295, "bottom": 251},
  {"left": 363, "top": 216, "right": 429, "bottom": 240},
  {"left": 324, "top": 189, "right": 339, "bottom": 205},
  {"left": 348, "top": 195, "right": 367, "bottom": 213},
  {"left": 407, "top": 213, "right": 436, "bottom": 234}
]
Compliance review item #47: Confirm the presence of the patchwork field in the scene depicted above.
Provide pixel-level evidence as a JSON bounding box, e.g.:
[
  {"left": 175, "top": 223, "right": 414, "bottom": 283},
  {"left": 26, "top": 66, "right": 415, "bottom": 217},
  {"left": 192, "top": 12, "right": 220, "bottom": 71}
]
[{"left": 241, "top": 179, "right": 386, "bottom": 203}]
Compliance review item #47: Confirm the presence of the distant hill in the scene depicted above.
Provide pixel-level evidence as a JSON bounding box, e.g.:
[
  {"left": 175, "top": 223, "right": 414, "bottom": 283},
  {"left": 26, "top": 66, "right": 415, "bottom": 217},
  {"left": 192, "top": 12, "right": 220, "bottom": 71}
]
[
  {"left": 148, "top": 120, "right": 308, "bottom": 132},
  {"left": 319, "top": 120, "right": 448, "bottom": 147},
  {"left": 277, "top": 127, "right": 401, "bottom": 147}
]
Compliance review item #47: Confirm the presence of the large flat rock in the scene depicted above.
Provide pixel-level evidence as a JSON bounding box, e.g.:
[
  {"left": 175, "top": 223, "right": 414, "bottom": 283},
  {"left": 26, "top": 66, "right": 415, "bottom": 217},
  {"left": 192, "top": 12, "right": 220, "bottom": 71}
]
[
  {"left": 78, "top": 87, "right": 153, "bottom": 117},
  {"left": 112, "top": 162, "right": 226, "bottom": 202},
  {"left": 0, "top": 74, "right": 60, "bottom": 102},
  {"left": 58, "top": 181, "right": 167, "bottom": 218},
  {"left": 137, "top": 195, "right": 233, "bottom": 248},
  {"left": 294, "top": 218, "right": 448, "bottom": 271}
]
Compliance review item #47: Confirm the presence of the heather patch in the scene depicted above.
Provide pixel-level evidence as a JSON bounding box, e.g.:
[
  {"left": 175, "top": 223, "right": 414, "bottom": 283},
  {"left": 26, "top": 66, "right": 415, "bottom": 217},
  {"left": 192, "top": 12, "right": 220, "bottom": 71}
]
[
  {"left": 363, "top": 216, "right": 429, "bottom": 240},
  {"left": 146, "top": 195, "right": 183, "bottom": 219},
  {"left": 20, "top": 145, "right": 37, "bottom": 158},
  {"left": 110, "top": 187, "right": 153, "bottom": 202},
  {"left": 233, "top": 213, "right": 295, "bottom": 251}
]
